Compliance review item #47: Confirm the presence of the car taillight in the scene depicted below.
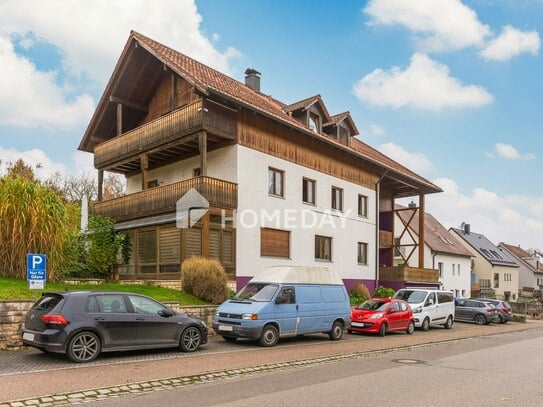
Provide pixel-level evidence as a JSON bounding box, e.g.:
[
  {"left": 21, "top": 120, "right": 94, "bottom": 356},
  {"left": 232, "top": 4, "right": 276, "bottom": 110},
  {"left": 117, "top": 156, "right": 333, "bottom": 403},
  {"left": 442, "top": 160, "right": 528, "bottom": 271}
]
[
  {"left": 486, "top": 308, "right": 495, "bottom": 313},
  {"left": 501, "top": 308, "right": 509, "bottom": 313},
  {"left": 41, "top": 314, "right": 68, "bottom": 326}
]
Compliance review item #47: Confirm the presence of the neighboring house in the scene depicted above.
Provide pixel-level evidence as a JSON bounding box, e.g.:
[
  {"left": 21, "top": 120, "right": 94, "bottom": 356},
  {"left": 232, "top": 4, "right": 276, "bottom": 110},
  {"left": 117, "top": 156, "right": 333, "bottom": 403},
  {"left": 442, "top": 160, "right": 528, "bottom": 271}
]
[
  {"left": 394, "top": 205, "right": 472, "bottom": 297},
  {"left": 79, "top": 31, "right": 441, "bottom": 291},
  {"left": 450, "top": 225, "right": 519, "bottom": 299},
  {"left": 499, "top": 243, "right": 543, "bottom": 295}
]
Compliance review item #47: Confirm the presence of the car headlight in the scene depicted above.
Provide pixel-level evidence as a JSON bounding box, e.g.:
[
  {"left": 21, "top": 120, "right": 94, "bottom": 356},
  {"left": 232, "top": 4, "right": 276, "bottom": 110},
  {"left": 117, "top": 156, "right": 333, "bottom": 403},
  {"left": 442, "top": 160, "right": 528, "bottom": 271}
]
[
  {"left": 199, "top": 320, "right": 207, "bottom": 328},
  {"left": 412, "top": 307, "right": 422, "bottom": 314},
  {"left": 215, "top": 310, "right": 220, "bottom": 317},
  {"left": 241, "top": 313, "right": 258, "bottom": 320},
  {"left": 369, "top": 313, "right": 384, "bottom": 319}
]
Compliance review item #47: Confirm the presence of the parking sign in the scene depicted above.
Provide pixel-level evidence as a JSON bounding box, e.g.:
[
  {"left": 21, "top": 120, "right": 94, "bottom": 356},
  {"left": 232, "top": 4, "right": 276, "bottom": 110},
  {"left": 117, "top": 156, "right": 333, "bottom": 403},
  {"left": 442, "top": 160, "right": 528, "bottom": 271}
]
[{"left": 27, "top": 254, "right": 46, "bottom": 290}]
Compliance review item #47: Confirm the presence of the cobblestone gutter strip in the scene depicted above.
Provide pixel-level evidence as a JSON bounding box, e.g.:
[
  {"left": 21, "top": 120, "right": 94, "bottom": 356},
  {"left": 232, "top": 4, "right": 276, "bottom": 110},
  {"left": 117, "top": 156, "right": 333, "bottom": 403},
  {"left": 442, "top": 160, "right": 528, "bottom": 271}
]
[{"left": 0, "top": 330, "right": 533, "bottom": 407}]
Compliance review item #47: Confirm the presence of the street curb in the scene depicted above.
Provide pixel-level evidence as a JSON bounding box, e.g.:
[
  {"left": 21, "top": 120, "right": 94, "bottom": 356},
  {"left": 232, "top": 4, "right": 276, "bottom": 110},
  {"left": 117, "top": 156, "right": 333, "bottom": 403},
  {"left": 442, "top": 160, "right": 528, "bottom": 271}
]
[{"left": 2, "top": 325, "right": 540, "bottom": 406}]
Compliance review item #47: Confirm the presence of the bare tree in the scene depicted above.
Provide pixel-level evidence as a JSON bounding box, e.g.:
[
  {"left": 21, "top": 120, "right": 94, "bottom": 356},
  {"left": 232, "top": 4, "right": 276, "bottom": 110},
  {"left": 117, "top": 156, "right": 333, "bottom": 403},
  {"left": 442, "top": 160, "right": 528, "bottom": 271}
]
[
  {"left": 103, "top": 173, "right": 126, "bottom": 200},
  {"left": 46, "top": 172, "right": 98, "bottom": 202}
]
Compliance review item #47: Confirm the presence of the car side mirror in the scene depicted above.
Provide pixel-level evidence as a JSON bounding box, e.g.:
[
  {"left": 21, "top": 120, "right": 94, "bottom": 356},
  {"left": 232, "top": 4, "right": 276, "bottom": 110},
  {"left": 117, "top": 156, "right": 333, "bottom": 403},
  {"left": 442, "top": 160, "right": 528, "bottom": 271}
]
[{"left": 158, "top": 309, "right": 174, "bottom": 317}]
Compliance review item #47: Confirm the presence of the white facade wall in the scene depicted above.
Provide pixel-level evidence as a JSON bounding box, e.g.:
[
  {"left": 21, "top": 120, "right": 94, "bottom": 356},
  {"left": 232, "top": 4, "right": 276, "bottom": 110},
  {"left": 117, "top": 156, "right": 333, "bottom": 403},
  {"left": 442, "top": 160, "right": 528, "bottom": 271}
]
[
  {"left": 125, "top": 145, "right": 238, "bottom": 193},
  {"left": 235, "top": 145, "right": 376, "bottom": 281},
  {"left": 394, "top": 216, "right": 471, "bottom": 296}
]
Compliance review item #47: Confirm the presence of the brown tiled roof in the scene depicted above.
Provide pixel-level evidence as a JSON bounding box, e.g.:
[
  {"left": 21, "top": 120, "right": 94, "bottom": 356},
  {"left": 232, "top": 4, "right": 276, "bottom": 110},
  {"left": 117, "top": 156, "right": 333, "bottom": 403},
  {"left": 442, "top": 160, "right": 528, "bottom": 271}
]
[
  {"left": 500, "top": 243, "right": 543, "bottom": 274},
  {"left": 396, "top": 205, "right": 472, "bottom": 257},
  {"left": 82, "top": 31, "right": 441, "bottom": 194}
]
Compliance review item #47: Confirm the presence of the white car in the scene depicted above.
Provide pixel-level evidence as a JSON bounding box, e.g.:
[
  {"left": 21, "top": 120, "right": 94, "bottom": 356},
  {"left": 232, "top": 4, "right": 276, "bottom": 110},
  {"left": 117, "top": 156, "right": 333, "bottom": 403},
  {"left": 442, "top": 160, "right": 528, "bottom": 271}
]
[{"left": 393, "top": 289, "right": 455, "bottom": 331}]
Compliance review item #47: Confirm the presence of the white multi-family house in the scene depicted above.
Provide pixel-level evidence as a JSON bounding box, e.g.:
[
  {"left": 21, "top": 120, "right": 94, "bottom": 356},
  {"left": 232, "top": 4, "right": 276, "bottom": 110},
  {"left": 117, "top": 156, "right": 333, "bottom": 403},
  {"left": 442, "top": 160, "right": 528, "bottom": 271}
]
[
  {"left": 394, "top": 205, "right": 472, "bottom": 297},
  {"left": 79, "top": 31, "right": 442, "bottom": 291}
]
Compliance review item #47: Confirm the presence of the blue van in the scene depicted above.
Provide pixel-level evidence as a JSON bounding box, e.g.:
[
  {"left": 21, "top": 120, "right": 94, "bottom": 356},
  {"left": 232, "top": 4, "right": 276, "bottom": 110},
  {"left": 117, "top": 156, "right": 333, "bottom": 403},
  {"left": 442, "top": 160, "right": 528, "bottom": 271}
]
[{"left": 212, "top": 266, "right": 351, "bottom": 346}]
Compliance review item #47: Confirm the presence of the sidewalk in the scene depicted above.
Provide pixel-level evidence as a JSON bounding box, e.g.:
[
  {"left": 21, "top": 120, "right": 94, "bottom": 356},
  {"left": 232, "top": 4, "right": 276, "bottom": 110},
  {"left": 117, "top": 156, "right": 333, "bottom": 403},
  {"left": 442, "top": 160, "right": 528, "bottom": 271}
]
[{"left": 1, "top": 319, "right": 542, "bottom": 404}]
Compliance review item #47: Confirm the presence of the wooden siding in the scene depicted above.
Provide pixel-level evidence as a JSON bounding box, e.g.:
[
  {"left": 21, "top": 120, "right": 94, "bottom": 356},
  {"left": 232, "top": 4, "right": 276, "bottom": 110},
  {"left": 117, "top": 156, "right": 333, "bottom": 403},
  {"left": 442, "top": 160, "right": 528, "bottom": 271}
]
[
  {"left": 380, "top": 266, "right": 439, "bottom": 283},
  {"left": 237, "top": 108, "right": 379, "bottom": 190},
  {"left": 93, "top": 176, "right": 237, "bottom": 222},
  {"left": 94, "top": 99, "right": 236, "bottom": 170}
]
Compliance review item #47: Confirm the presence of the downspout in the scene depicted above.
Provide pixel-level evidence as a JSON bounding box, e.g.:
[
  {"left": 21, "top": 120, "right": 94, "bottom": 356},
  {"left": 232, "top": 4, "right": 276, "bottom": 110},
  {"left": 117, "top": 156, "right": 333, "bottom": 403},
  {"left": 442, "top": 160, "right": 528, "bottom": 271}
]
[{"left": 375, "top": 170, "right": 389, "bottom": 288}]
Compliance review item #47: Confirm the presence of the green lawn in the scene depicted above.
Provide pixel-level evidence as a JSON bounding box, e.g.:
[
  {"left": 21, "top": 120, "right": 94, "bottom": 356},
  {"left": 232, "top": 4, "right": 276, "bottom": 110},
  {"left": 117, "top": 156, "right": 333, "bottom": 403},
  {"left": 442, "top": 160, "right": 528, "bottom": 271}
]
[{"left": 0, "top": 278, "right": 209, "bottom": 306}]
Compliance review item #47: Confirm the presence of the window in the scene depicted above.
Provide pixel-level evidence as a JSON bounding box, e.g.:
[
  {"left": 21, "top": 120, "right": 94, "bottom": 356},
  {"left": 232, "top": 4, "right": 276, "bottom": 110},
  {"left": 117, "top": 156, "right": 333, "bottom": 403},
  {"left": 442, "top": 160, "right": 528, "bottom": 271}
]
[
  {"left": 331, "top": 187, "right": 343, "bottom": 211},
  {"left": 159, "top": 227, "right": 180, "bottom": 273},
  {"left": 138, "top": 229, "right": 157, "bottom": 273},
  {"left": 261, "top": 228, "right": 290, "bottom": 258},
  {"left": 390, "top": 302, "right": 400, "bottom": 312},
  {"left": 302, "top": 178, "right": 316, "bottom": 204},
  {"left": 338, "top": 125, "right": 349, "bottom": 145},
  {"left": 276, "top": 287, "right": 296, "bottom": 304},
  {"left": 128, "top": 295, "right": 165, "bottom": 315},
  {"left": 452, "top": 264, "right": 456, "bottom": 275},
  {"left": 147, "top": 179, "right": 159, "bottom": 188},
  {"left": 357, "top": 242, "right": 368, "bottom": 265},
  {"left": 268, "top": 167, "right": 284, "bottom": 197},
  {"left": 457, "top": 264, "right": 461, "bottom": 275},
  {"left": 95, "top": 295, "right": 128, "bottom": 313},
  {"left": 193, "top": 167, "right": 201, "bottom": 177},
  {"left": 461, "top": 289, "right": 466, "bottom": 297},
  {"left": 315, "top": 235, "right": 332, "bottom": 261},
  {"left": 308, "top": 112, "right": 320, "bottom": 132},
  {"left": 494, "top": 273, "right": 500, "bottom": 288},
  {"left": 438, "top": 262, "right": 443, "bottom": 278},
  {"left": 358, "top": 194, "right": 368, "bottom": 217}
]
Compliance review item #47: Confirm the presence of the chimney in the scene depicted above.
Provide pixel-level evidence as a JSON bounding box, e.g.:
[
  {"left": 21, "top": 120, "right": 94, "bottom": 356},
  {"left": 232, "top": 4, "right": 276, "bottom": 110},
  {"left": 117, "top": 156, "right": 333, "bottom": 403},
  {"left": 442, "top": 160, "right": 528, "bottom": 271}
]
[
  {"left": 464, "top": 223, "right": 470, "bottom": 234},
  {"left": 244, "top": 68, "right": 261, "bottom": 92}
]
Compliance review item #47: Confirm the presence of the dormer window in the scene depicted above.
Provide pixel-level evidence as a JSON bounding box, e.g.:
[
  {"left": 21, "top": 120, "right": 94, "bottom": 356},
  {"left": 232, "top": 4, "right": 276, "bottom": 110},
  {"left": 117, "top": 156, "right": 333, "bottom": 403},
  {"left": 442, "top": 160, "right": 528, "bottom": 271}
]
[
  {"left": 308, "top": 112, "right": 320, "bottom": 133},
  {"left": 338, "top": 125, "right": 350, "bottom": 145}
]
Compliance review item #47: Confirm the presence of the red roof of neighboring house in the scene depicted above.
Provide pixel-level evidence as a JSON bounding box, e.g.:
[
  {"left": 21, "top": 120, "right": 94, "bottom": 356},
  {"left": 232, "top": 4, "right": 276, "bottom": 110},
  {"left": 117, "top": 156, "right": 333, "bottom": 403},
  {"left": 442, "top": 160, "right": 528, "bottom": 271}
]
[
  {"left": 396, "top": 205, "right": 472, "bottom": 257},
  {"left": 80, "top": 31, "right": 441, "bottom": 194},
  {"left": 500, "top": 243, "right": 543, "bottom": 274}
]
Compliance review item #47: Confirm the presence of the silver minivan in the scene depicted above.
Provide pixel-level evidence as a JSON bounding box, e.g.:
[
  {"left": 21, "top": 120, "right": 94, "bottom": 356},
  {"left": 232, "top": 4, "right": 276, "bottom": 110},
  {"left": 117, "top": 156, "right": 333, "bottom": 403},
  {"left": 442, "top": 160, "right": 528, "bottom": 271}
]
[{"left": 393, "top": 289, "right": 455, "bottom": 330}]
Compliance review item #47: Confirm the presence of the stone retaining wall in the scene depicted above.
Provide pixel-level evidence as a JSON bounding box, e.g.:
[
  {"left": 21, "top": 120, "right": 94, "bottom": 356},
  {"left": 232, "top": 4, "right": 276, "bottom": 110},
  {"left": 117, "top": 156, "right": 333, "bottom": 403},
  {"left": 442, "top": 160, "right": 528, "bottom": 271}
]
[{"left": 0, "top": 301, "right": 218, "bottom": 351}]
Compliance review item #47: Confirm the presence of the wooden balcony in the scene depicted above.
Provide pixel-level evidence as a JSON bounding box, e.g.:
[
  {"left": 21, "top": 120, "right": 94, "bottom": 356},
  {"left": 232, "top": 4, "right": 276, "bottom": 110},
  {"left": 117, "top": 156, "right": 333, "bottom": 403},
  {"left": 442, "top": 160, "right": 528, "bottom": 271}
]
[
  {"left": 379, "top": 266, "right": 439, "bottom": 283},
  {"left": 94, "top": 99, "right": 237, "bottom": 171},
  {"left": 93, "top": 176, "right": 237, "bottom": 222}
]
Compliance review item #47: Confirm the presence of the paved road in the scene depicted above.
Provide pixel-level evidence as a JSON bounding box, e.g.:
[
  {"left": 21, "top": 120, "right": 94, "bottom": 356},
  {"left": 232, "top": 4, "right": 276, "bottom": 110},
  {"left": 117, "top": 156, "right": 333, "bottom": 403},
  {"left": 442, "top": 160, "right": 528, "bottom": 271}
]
[
  {"left": 1, "top": 320, "right": 542, "bottom": 405},
  {"left": 94, "top": 328, "right": 543, "bottom": 407}
]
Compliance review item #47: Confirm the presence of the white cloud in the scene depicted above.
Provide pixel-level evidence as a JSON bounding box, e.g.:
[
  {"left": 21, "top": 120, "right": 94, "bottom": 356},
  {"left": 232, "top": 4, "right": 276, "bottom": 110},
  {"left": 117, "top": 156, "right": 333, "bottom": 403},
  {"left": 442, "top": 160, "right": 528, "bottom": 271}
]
[
  {"left": 369, "top": 124, "right": 386, "bottom": 136},
  {"left": 489, "top": 143, "right": 536, "bottom": 160},
  {"left": 426, "top": 178, "right": 543, "bottom": 250},
  {"left": 378, "top": 142, "right": 434, "bottom": 175},
  {"left": 0, "top": 0, "right": 239, "bottom": 83},
  {"left": 0, "top": 147, "right": 67, "bottom": 180},
  {"left": 0, "top": 37, "right": 95, "bottom": 129},
  {"left": 353, "top": 53, "right": 493, "bottom": 110},
  {"left": 364, "top": 0, "right": 490, "bottom": 52},
  {"left": 481, "top": 25, "right": 540, "bottom": 61}
]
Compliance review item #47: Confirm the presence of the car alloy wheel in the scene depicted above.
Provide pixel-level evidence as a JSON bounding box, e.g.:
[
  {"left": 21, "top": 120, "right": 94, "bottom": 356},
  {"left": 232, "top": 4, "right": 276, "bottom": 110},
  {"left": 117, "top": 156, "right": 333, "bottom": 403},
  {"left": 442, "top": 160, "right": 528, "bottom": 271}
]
[
  {"left": 180, "top": 327, "right": 202, "bottom": 352},
  {"left": 67, "top": 332, "right": 100, "bottom": 363},
  {"left": 474, "top": 314, "right": 487, "bottom": 325}
]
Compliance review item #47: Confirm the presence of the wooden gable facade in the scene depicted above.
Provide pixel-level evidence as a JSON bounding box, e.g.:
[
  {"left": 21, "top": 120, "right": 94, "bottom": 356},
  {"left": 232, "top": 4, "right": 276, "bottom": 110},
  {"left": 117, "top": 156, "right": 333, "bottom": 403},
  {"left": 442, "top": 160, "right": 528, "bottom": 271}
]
[{"left": 80, "top": 31, "right": 442, "bottom": 284}]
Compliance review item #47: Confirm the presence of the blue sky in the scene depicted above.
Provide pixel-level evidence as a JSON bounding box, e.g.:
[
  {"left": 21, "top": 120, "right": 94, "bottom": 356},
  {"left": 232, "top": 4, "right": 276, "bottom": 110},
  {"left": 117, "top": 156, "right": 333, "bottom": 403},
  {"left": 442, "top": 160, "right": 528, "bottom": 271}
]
[{"left": 0, "top": 0, "right": 541, "bottom": 250}]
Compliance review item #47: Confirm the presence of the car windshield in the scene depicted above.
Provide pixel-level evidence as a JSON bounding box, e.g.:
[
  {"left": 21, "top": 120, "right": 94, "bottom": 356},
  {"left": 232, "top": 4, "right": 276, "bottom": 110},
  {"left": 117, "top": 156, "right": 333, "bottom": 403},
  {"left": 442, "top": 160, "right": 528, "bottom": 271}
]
[
  {"left": 357, "top": 300, "right": 388, "bottom": 311},
  {"left": 394, "top": 290, "right": 427, "bottom": 304},
  {"left": 233, "top": 283, "right": 279, "bottom": 302}
]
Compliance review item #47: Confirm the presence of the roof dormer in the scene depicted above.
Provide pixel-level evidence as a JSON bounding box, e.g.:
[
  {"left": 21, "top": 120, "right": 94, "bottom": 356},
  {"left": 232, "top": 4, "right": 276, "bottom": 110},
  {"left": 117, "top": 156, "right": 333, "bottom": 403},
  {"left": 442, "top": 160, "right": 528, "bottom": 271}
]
[
  {"left": 283, "top": 95, "right": 331, "bottom": 133},
  {"left": 323, "top": 112, "right": 359, "bottom": 146}
]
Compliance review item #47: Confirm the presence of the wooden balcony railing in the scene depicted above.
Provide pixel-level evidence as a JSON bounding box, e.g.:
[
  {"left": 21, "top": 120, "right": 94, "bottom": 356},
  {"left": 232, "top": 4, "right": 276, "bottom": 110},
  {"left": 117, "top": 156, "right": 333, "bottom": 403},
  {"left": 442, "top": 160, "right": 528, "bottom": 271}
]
[
  {"left": 380, "top": 266, "right": 439, "bottom": 283},
  {"left": 93, "top": 176, "right": 237, "bottom": 222},
  {"left": 94, "top": 99, "right": 237, "bottom": 169}
]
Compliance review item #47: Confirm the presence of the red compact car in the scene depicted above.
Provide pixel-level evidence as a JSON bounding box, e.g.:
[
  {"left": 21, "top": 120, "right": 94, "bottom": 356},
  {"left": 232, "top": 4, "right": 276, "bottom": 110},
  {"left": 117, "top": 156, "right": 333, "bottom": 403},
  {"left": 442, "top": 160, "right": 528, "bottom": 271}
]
[{"left": 348, "top": 298, "right": 415, "bottom": 336}]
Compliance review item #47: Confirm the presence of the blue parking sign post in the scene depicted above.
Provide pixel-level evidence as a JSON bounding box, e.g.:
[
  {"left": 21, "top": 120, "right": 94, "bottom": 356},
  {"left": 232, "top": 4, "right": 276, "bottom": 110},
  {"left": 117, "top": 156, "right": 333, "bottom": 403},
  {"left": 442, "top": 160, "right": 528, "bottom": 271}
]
[{"left": 27, "top": 254, "right": 47, "bottom": 290}]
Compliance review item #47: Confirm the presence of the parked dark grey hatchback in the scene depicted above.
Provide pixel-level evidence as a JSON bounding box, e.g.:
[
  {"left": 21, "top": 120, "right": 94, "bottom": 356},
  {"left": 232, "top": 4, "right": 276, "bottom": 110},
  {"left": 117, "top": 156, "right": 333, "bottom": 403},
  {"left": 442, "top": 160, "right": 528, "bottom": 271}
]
[
  {"left": 454, "top": 298, "right": 498, "bottom": 325},
  {"left": 22, "top": 291, "right": 207, "bottom": 363}
]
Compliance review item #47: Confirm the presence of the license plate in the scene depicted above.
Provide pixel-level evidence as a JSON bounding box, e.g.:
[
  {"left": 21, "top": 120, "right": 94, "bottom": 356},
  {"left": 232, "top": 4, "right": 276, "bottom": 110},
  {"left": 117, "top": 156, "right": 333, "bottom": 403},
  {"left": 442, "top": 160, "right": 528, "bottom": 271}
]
[
  {"left": 218, "top": 325, "right": 233, "bottom": 332},
  {"left": 351, "top": 322, "right": 366, "bottom": 328},
  {"left": 23, "top": 332, "right": 35, "bottom": 341}
]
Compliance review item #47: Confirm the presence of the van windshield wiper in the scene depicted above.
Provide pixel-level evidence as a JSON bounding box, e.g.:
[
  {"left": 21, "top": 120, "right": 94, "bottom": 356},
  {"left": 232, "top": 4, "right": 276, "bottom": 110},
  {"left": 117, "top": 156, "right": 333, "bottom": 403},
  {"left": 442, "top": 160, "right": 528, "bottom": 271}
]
[{"left": 230, "top": 299, "right": 253, "bottom": 304}]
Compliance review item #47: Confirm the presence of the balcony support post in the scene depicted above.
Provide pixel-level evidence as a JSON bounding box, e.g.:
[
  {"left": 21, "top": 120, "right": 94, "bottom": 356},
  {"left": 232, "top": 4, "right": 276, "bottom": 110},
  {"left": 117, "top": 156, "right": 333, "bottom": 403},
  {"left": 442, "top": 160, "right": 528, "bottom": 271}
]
[
  {"left": 116, "top": 103, "right": 123, "bottom": 136},
  {"left": 199, "top": 130, "right": 208, "bottom": 176},
  {"left": 97, "top": 170, "right": 104, "bottom": 202},
  {"left": 140, "top": 154, "right": 149, "bottom": 190},
  {"left": 418, "top": 192, "right": 425, "bottom": 268}
]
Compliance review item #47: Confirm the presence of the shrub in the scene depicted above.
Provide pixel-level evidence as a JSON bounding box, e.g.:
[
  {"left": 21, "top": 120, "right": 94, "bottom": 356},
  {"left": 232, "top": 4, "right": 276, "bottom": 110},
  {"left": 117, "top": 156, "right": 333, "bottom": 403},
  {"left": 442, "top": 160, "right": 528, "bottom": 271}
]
[
  {"left": 181, "top": 257, "right": 228, "bottom": 304},
  {"left": 374, "top": 285, "right": 395, "bottom": 298},
  {"left": 349, "top": 283, "right": 370, "bottom": 306}
]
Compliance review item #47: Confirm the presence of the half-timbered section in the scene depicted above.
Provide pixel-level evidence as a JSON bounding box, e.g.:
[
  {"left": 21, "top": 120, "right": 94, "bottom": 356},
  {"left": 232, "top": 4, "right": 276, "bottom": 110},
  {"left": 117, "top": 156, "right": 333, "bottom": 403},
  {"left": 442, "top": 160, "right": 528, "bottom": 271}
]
[{"left": 79, "top": 31, "right": 442, "bottom": 289}]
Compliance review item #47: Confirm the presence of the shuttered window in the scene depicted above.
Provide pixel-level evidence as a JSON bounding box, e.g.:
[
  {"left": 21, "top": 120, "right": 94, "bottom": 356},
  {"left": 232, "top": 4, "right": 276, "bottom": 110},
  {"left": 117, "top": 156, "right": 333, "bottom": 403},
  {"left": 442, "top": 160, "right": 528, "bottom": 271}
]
[
  {"left": 209, "top": 229, "right": 220, "bottom": 260},
  {"left": 185, "top": 227, "right": 202, "bottom": 258},
  {"left": 223, "top": 230, "right": 233, "bottom": 264},
  {"left": 159, "top": 227, "right": 180, "bottom": 273},
  {"left": 138, "top": 230, "right": 156, "bottom": 273},
  {"left": 260, "top": 228, "right": 290, "bottom": 258}
]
